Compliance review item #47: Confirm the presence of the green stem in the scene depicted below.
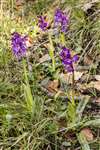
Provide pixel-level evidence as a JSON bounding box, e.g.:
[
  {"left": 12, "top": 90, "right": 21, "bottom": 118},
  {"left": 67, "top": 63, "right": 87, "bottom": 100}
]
[
  {"left": 72, "top": 71, "right": 75, "bottom": 106},
  {"left": 48, "top": 34, "right": 55, "bottom": 72},
  {"left": 22, "top": 58, "right": 28, "bottom": 83},
  {"left": 60, "top": 32, "right": 66, "bottom": 46},
  {"left": 52, "top": 54, "right": 55, "bottom": 72},
  {"left": 72, "top": 71, "right": 75, "bottom": 89}
]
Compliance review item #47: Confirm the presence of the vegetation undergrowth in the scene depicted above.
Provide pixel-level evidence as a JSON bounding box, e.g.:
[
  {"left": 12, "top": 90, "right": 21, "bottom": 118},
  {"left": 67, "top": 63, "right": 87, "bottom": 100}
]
[{"left": 0, "top": 0, "right": 100, "bottom": 149}]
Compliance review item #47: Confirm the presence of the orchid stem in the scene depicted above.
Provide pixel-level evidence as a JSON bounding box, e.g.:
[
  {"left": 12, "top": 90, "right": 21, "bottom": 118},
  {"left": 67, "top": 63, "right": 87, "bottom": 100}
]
[
  {"left": 48, "top": 34, "right": 55, "bottom": 72},
  {"left": 72, "top": 71, "right": 75, "bottom": 89},
  {"left": 60, "top": 32, "right": 66, "bottom": 46},
  {"left": 52, "top": 56, "right": 55, "bottom": 72},
  {"left": 72, "top": 71, "right": 75, "bottom": 106}
]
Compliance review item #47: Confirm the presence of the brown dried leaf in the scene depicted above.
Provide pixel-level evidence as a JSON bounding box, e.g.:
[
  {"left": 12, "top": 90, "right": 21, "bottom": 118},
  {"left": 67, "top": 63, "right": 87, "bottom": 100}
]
[
  {"left": 39, "top": 54, "right": 50, "bottom": 64},
  {"left": 77, "top": 80, "right": 100, "bottom": 95},
  {"left": 60, "top": 71, "right": 84, "bottom": 84},
  {"left": 92, "top": 97, "right": 100, "bottom": 107},
  {"left": 94, "top": 75, "right": 100, "bottom": 81},
  {"left": 89, "top": 81, "right": 100, "bottom": 91},
  {"left": 26, "top": 36, "right": 33, "bottom": 48},
  {"left": 76, "top": 83, "right": 88, "bottom": 92},
  {"left": 74, "top": 71, "right": 84, "bottom": 81},
  {"left": 83, "top": 3, "right": 93, "bottom": 11},
  {"left": 47, "top": 80, "right": 59, "bottom": 93},
  {"left": 95, "top": 98, "right": 100, "bottom": 104},
  {"left": 83, "top": 55, "right": 93, "bottom": 65},
  {"left": 81, "top": 128, "right": 94, "bottom": 141},
  {"left": 16, "top": 0, "right": 24, "bottom": 10},
  {"left": 82, "top": 0, "right": 99, "bottom": 11}
]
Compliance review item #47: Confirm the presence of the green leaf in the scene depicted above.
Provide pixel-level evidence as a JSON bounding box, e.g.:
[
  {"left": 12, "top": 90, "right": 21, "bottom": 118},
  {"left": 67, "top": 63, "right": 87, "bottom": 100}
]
[
  {"left": 76, "top": 96, "right": 90, "bottom": 121},
  {"left": 83, "top": 119, "right": 100, "bottom": 127},
  {"left": 77, "top": 132, "right": 90, "bottom": 150},
  {"left": 67, "top": 101, "right": 76, "bottom": 123},
  {"left": 23, "top": 60, "right": 34, "bottom": 114}
]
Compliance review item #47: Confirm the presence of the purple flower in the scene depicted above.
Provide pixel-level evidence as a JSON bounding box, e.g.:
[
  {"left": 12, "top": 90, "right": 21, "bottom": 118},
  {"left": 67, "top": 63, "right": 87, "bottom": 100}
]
[
  {"left": 38, "top": 16, "right": 48, "bottom": 31},
  {"left": 60, "top": 47, "right": 71, "bottom": 59},
  {"left": 60, "top": 47, "right": 79, "bottom": 72},
  {"left": 54, "top": 9, "right": 69, "bottom": 32},
  {"left": 54, "top": 9, "right": 63, "bottom": 23},
  {"left": 72, "top": 54, "right": 79, "bottom": 62},
  {"left": 11, "top": 32, "right": 27, "bottom": 58},
  {"left": 65, "top": 65, "right": 74, "bottom": 72}
]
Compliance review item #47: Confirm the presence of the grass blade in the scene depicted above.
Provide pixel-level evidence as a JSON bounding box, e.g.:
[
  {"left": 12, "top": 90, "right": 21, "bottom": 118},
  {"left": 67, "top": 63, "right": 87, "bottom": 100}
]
[{"left": 83, "top": 119, "right": 100, "bottom": 127}]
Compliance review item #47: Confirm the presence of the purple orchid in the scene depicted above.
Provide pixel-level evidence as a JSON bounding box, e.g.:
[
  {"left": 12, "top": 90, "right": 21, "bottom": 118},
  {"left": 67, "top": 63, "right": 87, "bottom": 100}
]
[
  {"left": 11, "top": 32, "right": 27, "bottom": 58},
  {"left": 60, "top": 47, "right": 79, "bottom": 72},
  {"left": 38, "top": 16, "right": 48, "bottom": 31},
  {"left": 54, "top": 9, "right": 69, "bottom": 33}
]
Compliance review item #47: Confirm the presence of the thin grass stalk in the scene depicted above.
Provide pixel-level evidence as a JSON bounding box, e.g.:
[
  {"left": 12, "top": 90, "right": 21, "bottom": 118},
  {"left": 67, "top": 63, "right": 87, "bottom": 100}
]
[
  {"left": 48, "top": 34, "right": 55, "bottom": 72},
  {"left": 72, "top": 71, "right": 75, "bottom": 106}
]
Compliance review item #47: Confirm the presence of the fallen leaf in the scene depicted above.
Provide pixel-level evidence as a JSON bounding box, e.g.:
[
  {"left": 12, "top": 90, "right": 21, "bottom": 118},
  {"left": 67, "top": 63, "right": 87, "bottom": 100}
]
[
  {"left": 16, "top": 0, "right": 24, "bottom": 10},
  {"left": 39, "top": 54, "right": 50, "bottom": 64},
  {"left": 95, "top": 97, "right": 100, "bottom": 105},
  {"left": 89, "top": 81, "right": 100, "bottom": 91},
  {"left": 82, "top": 0, "right": 99, "bottom": 11},
  {"left": 76, "top": 83, "right": 89, "bottom": 93},
  {"left": 82, "top": 3, "right": 93, "bottom": 12},
  {"left": 95, "top": 98, "right": 100, "bottom": 103},
  {"left": 40, "top": 78, "right": 65, "bottom": 97},
  {"left": 74, "top": 71, "right": 84, "bottom": 81},
  {"left": 25, "top": 36, "right": 33, "bottom": 48},
  {"left": 59, "top": 71, "right": 84, "bottom": 84},
  {"left": 81, "top": 128, "right": 94, "bottom": 141},
  {"left": 94, "top": 75, "right": 100, "bottom": 81},
  {"left": 59, "top": 73, "right": 71, "bottom": 84},
  {"left": 83, "top": 55, "right": 93, "bottom": 65},
  {"left": 47, "top": 80, "right": 59, "bottom": 93},
  {"left": 16, "top": 0, "right": 23, "bottom": 6}
]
